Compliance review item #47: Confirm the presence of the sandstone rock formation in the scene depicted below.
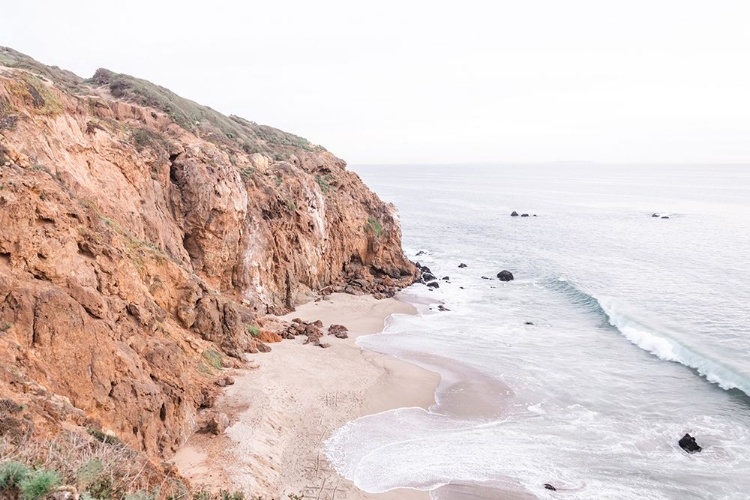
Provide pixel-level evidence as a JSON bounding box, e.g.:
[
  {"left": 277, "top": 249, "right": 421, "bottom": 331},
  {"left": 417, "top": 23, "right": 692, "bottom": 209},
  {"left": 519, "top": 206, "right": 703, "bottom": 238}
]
[{"left": 0, "top": 46, "right": 416, "bottom": 468}]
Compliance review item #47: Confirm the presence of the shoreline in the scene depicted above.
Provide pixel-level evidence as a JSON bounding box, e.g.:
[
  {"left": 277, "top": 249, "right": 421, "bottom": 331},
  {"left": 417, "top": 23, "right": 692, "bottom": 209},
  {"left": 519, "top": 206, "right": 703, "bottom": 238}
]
[{"left": 172, "top": 293, "right": 440, "bottom": 499}]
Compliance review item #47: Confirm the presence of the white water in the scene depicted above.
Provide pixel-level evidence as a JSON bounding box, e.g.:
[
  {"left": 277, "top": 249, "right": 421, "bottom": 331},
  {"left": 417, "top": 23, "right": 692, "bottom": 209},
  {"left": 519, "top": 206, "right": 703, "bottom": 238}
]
[{"left": 326, "top": 164, "right": 750, "bottom": 499}]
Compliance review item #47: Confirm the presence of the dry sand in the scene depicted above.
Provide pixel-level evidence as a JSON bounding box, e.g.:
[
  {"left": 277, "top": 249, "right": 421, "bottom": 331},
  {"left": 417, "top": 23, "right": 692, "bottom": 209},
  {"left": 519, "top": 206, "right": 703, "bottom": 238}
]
[{"left": 173, "top": 293, "right": 439, "bottom": 499}]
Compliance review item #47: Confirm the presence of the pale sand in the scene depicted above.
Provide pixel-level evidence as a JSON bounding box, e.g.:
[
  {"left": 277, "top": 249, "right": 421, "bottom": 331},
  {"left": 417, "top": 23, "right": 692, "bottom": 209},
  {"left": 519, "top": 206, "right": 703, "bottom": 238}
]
[{"left": 173, "top": 293, "right": 439, "bottom": 499}]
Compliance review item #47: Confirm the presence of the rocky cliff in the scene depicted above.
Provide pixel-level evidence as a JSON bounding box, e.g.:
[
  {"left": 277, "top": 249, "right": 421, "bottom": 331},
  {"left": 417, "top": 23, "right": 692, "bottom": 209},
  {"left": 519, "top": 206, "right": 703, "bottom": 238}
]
[{"left": 0, "top": 46, "right": 415, "bottom": 468}]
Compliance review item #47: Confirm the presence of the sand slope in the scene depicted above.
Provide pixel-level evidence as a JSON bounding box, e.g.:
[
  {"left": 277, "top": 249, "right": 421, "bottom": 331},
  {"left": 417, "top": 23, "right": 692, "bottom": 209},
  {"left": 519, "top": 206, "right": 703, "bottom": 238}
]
[{"left": 173, "top": 294, "right": 438, "bottom": 499}]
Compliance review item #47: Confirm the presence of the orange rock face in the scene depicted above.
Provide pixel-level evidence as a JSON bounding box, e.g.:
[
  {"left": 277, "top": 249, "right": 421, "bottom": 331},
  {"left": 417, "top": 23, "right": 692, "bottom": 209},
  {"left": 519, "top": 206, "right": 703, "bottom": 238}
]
[{"left": 0, "top": 47, "right": 415, "bottom": 458}]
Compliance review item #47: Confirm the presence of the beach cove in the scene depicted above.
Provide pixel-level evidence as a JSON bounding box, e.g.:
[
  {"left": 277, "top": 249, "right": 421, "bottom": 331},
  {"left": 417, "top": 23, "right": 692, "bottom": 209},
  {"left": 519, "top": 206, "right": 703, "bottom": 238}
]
[{"left": 173, "top": 294, "right": 438, "bottom": 499}]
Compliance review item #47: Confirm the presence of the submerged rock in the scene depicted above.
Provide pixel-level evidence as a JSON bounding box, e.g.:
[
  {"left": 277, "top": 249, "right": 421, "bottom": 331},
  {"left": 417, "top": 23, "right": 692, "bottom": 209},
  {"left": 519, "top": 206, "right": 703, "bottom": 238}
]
[
  {"left": 441, "top": 276, "right": 450, "bottom": 281},
  {"left": 497, "top": 270, "right": 514, "bottom": 281},
  {"left": 679, "top": 433, "right": 702, "bottom": 453},
  {"left": 427, "top": 282, "right": 439, "bottom": 289},
  {"left": 521, "top": 213, "right": 529, "bottom": 217},
  {"left": 458, "top": 263, "right": 468, "bottom": 268},
  {"left": 544, "top": 483, "right": 557, "bottom": 491},
  {"left": 437, "top": 305, "right": 450, "bottom": 311},
  {"left": 652, "top": 213, "right": 660, "bottom": 217},
  {"left": 511, "top": 211, "right": 519, "bottom": 216},
  {"left": 661, "top": 216, "right": 670, "bottom": 219}
]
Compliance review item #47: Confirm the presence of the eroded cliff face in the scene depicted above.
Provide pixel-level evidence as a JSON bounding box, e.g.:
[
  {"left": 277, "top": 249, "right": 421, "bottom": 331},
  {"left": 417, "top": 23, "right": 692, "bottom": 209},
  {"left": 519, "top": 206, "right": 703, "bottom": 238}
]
[{"left": 0, "top": 47, "right": 415, "bottom": 462}]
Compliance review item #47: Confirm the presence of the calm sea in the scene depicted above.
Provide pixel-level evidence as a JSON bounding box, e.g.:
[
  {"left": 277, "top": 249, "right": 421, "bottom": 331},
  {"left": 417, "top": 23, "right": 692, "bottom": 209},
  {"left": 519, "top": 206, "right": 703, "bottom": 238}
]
[{"left": 326, "top": 164, "right": 750, "bottom": 499}]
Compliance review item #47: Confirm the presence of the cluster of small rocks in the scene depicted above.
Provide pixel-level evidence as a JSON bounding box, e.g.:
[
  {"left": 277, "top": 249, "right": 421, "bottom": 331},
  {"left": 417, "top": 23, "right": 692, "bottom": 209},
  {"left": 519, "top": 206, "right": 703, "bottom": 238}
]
[
  {"left": 328, "top": 261, "right": 406, "bottom": 299},
  {"left": 415, "top": 262, "right": 440, "bottom": 289},
  {"left": 280, "top": 318, "right": 330, "bottom": 348}
]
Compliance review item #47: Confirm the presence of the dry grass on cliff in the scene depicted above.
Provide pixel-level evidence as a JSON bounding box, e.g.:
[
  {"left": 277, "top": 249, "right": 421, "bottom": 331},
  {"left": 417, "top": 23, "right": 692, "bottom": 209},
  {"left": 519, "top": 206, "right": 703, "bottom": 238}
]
[
  {"left": 0, "top": 431, "right": 283, "bottom": 499},
  {"left": 0, "top": 46, "right": 84, "bottom": 93},
  {"left": 0, "top": 430, "right": 189, "bottom": 499}
]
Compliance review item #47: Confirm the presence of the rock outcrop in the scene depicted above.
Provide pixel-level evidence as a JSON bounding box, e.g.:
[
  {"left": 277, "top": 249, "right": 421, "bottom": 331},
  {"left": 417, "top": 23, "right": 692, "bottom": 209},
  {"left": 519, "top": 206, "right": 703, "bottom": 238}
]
[
  {"left": 497, "top": 270, "right": 514, "bottom": 281},
  {"left": 0, "top": 46, "right": 416, "bottom": 465},
  {"left": 678, "top": 433, "right": 702, "bottom": 453}
]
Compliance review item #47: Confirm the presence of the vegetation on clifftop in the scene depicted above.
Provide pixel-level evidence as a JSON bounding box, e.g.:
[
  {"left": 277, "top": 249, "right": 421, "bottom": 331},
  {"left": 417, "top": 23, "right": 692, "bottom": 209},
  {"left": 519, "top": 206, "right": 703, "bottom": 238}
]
[
  {"left": 0, "top": 46, "right": 324, "bottom": 161},
  {"left": 89, "top": 67, "right": 324, "bottom": 158}
]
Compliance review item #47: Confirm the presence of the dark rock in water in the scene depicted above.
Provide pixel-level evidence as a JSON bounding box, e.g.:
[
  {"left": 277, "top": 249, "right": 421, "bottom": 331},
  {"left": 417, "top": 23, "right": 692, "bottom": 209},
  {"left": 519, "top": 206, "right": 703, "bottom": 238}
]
[
  {"left": 416, "top": 250, "right": 426, "bottom": 256},
  {"left": 459, "top": 286, "right": 465, "bottom": 289},
  {"left": 661, "top": 216, "right": 670, "bottom": 219},
  {"left": 511, "top": 211, "right": 519, "bottom": 216},
  {"left": 652, "top": 213, "right": 660, "bottom": 217},
  {"left": 427, "top": 282, "right": 439, "bottom": 289},
  {"left": 521, "top": 213, "right": 529, "bottom": 217},
  {"left": 458, "top": 263, "right": 468, "bottom": 268},
  {"left": 525, "top": 321, "right": 534, "bottom": 325},
  {"left": 422, "top": 272, "right": 437, "bottom": 282},
  {"left": 437, "top": 305, "right": 450, "bottom": 311},
  {"left": 497, "top": 270, "right": 514, "bottom": 281},
  {"left": 533, "top": 214, "right": 538, "bottom": 217},
  {"left": 481, "top": 276, "right": 490, "bottom": 280},
  {"left": 679, "top": 433, "right": 702, "bottom": 453},
  {"left": 420, "top": 265, "right": 432, "bottom": 275},
  {"left": 441, "top": 276, "right": 450, "bottom": 281},
  {"left": 544, "top": 484, "right": 557, "bottom": 491}
]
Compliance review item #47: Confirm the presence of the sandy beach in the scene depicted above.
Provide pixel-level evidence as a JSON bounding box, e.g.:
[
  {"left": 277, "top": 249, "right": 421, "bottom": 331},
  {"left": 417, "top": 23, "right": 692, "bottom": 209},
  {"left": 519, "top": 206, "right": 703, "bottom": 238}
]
[{"left": 173, "top": 293, "right": 439, "bottom": 499}]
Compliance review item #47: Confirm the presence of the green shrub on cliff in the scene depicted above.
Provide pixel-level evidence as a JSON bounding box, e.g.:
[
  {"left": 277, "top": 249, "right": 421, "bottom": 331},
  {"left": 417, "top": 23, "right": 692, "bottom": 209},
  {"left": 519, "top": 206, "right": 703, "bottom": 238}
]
[
  {"left": 247, "top": 325, "right": 260, "bottom": 338},
  {"left": 202, "top": 349, "right": 223, "bottom": 369},
  {"left": 366, "top": 217, "right": 383, "bottom": 237},
  {"left": 0, "top": 460, "right": 31, "bottom": 490},
  {"left": 315, "top": 174, "right": 333, "bottom": 193},
  {"left": 18, "top": 469, "right": 60, "bottom": 499}
]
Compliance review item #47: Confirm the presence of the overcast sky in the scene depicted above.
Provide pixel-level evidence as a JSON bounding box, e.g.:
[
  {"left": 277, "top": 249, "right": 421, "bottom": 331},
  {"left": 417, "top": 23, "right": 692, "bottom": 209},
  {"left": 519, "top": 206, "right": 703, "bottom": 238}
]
[{"left": 3, "top": 1, "right": 749, "bottom": 164}]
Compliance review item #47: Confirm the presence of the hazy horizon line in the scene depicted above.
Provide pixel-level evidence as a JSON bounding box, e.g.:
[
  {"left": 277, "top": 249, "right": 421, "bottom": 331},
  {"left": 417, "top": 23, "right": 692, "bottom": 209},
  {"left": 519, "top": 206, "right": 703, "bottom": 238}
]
[{"left": 350, "top": 161, "right": 750, "bottom": 167}]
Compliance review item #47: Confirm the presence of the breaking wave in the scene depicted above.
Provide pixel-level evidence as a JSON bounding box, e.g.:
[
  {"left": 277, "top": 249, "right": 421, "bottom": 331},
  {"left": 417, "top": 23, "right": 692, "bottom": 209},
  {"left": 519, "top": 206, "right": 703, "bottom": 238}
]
[{"left": 549, "top": 277, "right": 750, "bottom": 396}]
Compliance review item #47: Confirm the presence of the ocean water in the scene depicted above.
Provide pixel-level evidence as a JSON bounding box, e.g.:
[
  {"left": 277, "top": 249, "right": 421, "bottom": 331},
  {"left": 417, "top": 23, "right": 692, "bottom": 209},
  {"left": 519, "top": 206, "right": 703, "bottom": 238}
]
[{"left": 325, "top": 164, "right": 750, "bottom": 499}]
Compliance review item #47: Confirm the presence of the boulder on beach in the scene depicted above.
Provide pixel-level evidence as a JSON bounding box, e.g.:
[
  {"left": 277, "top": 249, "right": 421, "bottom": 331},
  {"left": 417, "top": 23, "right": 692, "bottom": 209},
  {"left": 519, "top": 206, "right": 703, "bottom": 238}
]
[
  {"left": 679, "top": 433, "right": 702, "bottom": 453},
  {"left": 422, "top": 272, "right": 437, "bottom": 282},
  {"left": 458, "top": 263, "right": 468, "bottom": 268},
  {"left": 427, "top": 282, "right": 439, "bottom": 289},
  {"left": 207, "top": 412, "right": 230, "bottom": 435},
  {"left": 497, "top": 270, "right": 514, "bottom": 281},
  {"left": 511, "top": 211, "right": 519, "bottom": 216},
  {"left": 328, "top": 324, "right": 349, "bottom": 339}
]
